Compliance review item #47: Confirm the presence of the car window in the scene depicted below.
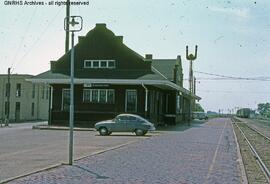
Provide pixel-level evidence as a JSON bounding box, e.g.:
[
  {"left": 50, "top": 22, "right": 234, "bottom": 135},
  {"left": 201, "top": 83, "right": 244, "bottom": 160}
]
[
  {"left": 117, "top": 116, "right": 129, "bottom": 122},
  {"left": 128, "top": 116, "right": 137, "bottom": 122}
]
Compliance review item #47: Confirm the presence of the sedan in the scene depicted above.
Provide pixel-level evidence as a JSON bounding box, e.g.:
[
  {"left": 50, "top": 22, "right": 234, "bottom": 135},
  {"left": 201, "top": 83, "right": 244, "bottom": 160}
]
[{"left": 94, "top": 114, "right": 156, "bottom": 136}]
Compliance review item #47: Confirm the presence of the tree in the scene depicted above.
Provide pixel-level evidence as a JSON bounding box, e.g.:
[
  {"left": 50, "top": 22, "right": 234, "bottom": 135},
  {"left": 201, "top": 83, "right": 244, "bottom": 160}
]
[
  {"left": 257, "top": 103, "right": 270, "bottom": 117},
  {"left": 194, "top": 103, "right": 204, "bottom": 112}
]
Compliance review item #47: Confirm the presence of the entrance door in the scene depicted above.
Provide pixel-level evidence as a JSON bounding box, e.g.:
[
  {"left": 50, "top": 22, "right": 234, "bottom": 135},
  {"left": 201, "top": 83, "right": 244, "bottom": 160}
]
[
  {"left": 15, "top": 102, "right": 20, "bottom": 122},
  {"left": 125, "top": 90, "right": 137, "bottom": 113}
]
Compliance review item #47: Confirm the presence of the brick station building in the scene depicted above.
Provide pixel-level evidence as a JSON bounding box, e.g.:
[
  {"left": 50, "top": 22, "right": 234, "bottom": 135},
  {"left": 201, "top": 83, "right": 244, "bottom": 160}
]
[{"left": 29, "top": 23, "right": 200, "bottom": 127}]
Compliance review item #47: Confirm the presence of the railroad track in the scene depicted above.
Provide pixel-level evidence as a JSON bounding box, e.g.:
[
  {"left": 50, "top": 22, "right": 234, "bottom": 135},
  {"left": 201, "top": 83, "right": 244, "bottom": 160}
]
[{"left": 232, "top": 118, "right": 270, "bottom": 183}]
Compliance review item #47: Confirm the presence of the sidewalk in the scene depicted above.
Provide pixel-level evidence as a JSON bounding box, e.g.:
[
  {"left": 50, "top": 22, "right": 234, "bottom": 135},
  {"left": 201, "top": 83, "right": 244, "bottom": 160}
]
[{"left": 3, "top": 118, "right": 243, "bottom": 184}]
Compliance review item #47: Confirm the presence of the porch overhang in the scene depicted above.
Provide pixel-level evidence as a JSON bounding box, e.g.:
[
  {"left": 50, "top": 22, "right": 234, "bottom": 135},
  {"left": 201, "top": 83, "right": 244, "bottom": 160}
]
[{"left": 27, "top": 77, "right": 200, "bottom": 100}]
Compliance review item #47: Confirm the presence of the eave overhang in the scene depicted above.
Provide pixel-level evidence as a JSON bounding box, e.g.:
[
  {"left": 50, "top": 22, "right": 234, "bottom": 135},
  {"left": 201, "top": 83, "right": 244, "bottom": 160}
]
[{"left": 27, "top": 77, "right": 201, "bottom": 100}]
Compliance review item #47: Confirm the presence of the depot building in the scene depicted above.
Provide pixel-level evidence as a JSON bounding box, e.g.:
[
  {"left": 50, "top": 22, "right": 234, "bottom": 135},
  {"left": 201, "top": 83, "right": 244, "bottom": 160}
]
[{"left": 29, "top": 23, "right": 200, "bottom": 127}]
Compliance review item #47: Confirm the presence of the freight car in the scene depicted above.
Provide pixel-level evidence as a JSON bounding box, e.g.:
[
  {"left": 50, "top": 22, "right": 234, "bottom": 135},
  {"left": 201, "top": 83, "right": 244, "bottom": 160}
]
[{"left": 236, "top": 108, "right": 252, "bottom": 118}]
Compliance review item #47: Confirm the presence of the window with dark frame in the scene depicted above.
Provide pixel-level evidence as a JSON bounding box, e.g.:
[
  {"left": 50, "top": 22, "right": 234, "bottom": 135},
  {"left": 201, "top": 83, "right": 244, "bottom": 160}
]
[
  {"left": 46, "top": 86, "right": 49, "bottom": 99},
  {"left": 125, "top": 90, "right": 137, "bottom": 112},
  {"left": 32, "top": 84, "right": 35, "bottom": 98},
  {"left": 107, "top": 90, "right": 115, "bottom": 103},
  {"left": 100, "top": 61, "right": 107, "bottom": 68},
  {"left": 84, "top": 60, "right": 92, "bottom": 68},
  {"left": 16, "top": 83, "right": 21, "bottom": 97},
  {"left": 4, "top": 102, "right": 9, "bottom": 115},
  {"left": 92, "top": 89, "right": 99, "bottom": 102},
  {"left": 31, "top": 103, "right": 35, "bottom": 116},
  {"left": 93, "top": 61, "right": 99, "bottom": 68},
  {"left": 83, "top": 89, "right": 91, "bottom": 102},
  {"left": 5, "top": 83, "right": 10, "bottom": 97},
  {"left": 108, "top": 61, "right": 115, "bottom": 68},
  {"left": 42, "top": 85, "right": 45, "bottom": 99},
  {"left": 62, "top": 89, "right": 70, "bottom": 111}
]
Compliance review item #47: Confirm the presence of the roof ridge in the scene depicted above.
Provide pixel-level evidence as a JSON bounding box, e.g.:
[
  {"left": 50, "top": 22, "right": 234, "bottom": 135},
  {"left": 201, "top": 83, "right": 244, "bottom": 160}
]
[{"left": 151, "top": 66, "right": 169, "bottom": 80}]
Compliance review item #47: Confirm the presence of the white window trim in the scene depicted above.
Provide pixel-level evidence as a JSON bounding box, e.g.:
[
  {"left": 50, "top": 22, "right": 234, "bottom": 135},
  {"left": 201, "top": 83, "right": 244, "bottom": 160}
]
[
  {"left": 108, "top": 60, "right": 116, "bottom": 69},
  {"left": 84, "top": 60, "right": 92, "bottom": 68},
  {"left": 100, "top": 61, "right": 107, "bottom": 68},
  {"left": 83, "top": 89, "right": 115, "bottom": 104},
  {"left": 92, "top": 60, "right": 100, "bottom": 68},
  {"left": 83, "top": 89, "right": 92, "bottom": 102},
  {"left": 125, "top": 89, "right": 137, "bottom": 113},
  {"left": 84, "top": 60, "right": 115, "bottom": 69}
]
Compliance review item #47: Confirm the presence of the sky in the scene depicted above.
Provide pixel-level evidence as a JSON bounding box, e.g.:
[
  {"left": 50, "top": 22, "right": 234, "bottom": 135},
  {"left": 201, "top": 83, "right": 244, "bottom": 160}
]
[{"left": 1, "top": 0, "right": 270, "bottom": 113}]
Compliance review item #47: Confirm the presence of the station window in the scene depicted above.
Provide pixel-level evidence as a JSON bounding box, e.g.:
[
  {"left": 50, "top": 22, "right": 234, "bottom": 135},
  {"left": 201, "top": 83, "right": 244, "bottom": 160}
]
[
  {"left": 84, "top": 61, "right": 92, "bottom": 68},
  {"left": 31, "top": 103, "right": 35, "bottom": 116},
  {"left": 83, "top": 89, "right": 115, "bottom": 104},
  {"left": 16, "top": 83, "right": 21, "bottom": 97},
  {"left": 62, "top": 89, "right": 70, "bottom": 111},
  {"left": 108, "top": 61, "right": 115, "bottom": 68},
  {"left": 100, "top": 61, "right": 107, "bottom": 68},
  {"left": 92, "top": 61, "right": 99, "bottom": 68},
  {"left": 84, "top": 60, "right": 115, "bottom": 69},
  {"left": 125, "top": 90, "right": 137, "bottom": 112},
  {"left": 32, "top": 84, "right": 35, "bottom": 98}
]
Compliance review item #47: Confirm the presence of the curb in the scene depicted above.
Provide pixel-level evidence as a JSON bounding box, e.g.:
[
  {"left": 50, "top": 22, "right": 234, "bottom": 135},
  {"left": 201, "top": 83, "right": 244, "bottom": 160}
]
[
  {"left": 74, "top": 140, "right": 139, "bottom": 162},
  {"left": 32, "top": 125, "right": 95, "bottom": 131},
  {"left": 231, "top": 121, "right": 248, "bottom": 184}
]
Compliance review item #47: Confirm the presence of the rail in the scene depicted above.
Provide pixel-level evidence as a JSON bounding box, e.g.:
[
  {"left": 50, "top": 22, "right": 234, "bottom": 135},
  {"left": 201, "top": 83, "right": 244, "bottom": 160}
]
[{"left": 233, "top": 122, "right": 270, "bottom": 180}]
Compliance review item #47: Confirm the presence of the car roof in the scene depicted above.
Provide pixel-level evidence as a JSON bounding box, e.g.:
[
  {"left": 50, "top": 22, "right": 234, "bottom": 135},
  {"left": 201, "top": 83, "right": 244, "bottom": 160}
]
[{"left": 117, "top": 114, "right": 143, "bottom": 119}]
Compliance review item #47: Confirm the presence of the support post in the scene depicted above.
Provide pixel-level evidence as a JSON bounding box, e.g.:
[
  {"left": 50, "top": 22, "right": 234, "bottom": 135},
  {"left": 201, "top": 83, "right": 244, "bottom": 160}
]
[
  {"left": 142, "top": 83, "right": 148, "bottom": 118},
  {"left": 69, "top": 31, "right": 75, "bottom": 165},
  {"left": 186, "top": 45, "right": 198, "bottom": 125}
]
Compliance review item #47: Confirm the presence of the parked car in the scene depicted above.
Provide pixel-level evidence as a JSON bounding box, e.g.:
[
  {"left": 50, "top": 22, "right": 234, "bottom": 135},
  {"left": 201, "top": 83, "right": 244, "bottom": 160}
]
[
  {"left": 94, "top": 114, "right": 156, "bottom": 136},
  {"left": 193, "top": 112, "right": 208, "bottom": 120}
]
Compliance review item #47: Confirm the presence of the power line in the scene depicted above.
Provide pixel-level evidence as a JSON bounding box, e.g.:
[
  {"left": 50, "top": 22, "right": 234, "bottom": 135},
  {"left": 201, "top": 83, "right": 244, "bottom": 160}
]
[
  {"left": 10, "top": 7, "right": 38, "bottom": 70},
  {"left": 194, "top": 71, "right": 270, "bottom": 81},
  {"left": 11, "top": 8, "right": 64, "bottom": 73},
  {"left": 197, "top": 90, "right": 270, "bottom": 94}
]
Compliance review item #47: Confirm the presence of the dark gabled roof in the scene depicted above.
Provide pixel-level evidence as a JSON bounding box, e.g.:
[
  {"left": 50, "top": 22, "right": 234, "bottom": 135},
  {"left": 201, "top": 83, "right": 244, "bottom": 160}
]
[
  {"left": 151, "top": 59, "right": 177, "bottom": 80},
  {"left": 51, "top": 23, "right": 151, "bottom": 73}
]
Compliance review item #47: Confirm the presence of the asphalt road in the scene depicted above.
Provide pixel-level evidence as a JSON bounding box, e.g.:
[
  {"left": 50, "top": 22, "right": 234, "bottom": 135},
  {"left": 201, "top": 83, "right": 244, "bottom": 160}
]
[
  {"left": 0, "top": 122, "right": 152, "bottom": 182},
  {"left": 6, "top": 118, "right": 242, "bottom": 184}
]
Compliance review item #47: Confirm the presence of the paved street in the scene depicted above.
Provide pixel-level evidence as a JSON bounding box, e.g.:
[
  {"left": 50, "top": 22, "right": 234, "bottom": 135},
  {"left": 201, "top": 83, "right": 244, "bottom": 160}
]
[
  {"left": 6, "top": 118, "right": 242, "bottom": 184},
  {"left": 0, "top": 122, "right": 151, "bottom": 182}
]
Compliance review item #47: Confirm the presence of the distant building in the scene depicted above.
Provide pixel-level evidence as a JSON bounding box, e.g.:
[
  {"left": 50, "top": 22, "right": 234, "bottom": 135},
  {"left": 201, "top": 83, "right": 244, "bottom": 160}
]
[
  {"left": 29, "top": 23, "right": 200, "bottom": 127},
  {"left": 0, "top": 75, "right": 49, "bottom": 122}
]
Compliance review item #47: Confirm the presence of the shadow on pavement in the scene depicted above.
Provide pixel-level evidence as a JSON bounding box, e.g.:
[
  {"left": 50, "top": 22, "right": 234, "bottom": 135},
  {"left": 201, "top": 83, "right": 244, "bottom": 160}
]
[{"left": 73, "top": 164, "right": 110, "bottom": 179}]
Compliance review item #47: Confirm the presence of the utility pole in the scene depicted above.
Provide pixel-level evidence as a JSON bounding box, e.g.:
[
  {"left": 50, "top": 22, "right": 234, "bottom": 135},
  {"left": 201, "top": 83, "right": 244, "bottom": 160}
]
[
  {"left": 6, "top": 68, "right": 11, "bottom": 126},
  {"left": 193, "top": 77, "right": 196, "bottom": 111},
  {"left": 64, "top": 15, "right": 82, "bottom": 165},
  {"left": 65, "top": 0, "right": 70, "bottom": 53},
  {"left": 186, "top": 45, "right": 198, "bottom": 125}
]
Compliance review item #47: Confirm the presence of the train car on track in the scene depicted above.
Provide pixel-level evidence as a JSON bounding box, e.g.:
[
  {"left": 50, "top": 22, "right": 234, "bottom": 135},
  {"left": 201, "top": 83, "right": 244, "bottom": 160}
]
[{"left": 236, "top": 108, "right": 252, "bottom": 118}]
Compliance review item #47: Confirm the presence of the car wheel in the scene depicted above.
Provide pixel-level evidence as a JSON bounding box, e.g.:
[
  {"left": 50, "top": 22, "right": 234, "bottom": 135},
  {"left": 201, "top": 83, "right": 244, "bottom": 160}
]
[
  {"left": 135, "top": 129, "right": 144, "bottom": 136},
  {"left": 99, "top": 127, "right": 108, "bottom": 136}
]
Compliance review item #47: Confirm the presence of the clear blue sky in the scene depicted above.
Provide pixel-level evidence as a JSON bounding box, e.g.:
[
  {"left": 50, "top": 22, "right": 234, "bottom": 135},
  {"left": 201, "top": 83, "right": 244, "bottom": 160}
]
[{"left": 1, "top": 0, "right": 270, "bottom": 112}]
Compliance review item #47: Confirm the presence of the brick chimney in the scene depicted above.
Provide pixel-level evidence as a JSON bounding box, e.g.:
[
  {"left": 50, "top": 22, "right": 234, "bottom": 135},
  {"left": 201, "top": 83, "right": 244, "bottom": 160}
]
[
  {"left": 145, "top": 54, "right": 153, "bottom": 60},
  {"left": 116, "top": 36, "right": 123, "bottom": 43},
  {"left": 95, "top": 23, "right": 106, "bottom": 28}
]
